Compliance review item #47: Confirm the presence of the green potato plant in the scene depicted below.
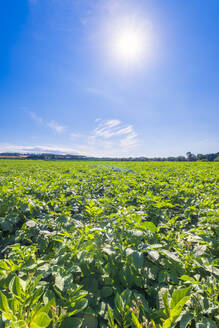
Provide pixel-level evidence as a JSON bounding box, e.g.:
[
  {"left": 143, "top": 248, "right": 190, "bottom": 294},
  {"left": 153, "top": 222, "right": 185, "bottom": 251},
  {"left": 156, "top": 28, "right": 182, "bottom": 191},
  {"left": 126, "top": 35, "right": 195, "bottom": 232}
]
[{"left": 0, "top": 160, "right": 218, "bottom": 327}]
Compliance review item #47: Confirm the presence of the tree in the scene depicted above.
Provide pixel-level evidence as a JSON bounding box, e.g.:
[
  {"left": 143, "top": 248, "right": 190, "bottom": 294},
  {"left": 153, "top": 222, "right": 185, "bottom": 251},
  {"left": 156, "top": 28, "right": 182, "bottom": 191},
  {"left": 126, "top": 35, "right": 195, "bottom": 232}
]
[
  {"left": 186, "top": 152, "right": 196, "bottom": 161},
  {"left": 197, "top": 154, "right": 204, "bottom": 161}
]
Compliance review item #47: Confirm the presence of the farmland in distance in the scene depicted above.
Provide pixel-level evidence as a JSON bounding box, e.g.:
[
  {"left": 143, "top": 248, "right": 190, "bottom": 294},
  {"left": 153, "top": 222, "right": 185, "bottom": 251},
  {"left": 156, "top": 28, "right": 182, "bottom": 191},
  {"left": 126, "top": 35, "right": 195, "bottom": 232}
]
[{"left": 0, "top": 160, "right": 218, "bottom": 328}]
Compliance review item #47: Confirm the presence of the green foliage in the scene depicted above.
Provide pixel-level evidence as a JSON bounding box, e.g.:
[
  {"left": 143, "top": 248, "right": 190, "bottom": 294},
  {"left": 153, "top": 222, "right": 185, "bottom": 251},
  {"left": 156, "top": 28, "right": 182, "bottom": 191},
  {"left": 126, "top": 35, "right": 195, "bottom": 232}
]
[
  {"left": 0, "top": 160, "right": 218, "bottom": 327},
  {"left": 0, "top": 274, "right": 51, "bottom": 327}
]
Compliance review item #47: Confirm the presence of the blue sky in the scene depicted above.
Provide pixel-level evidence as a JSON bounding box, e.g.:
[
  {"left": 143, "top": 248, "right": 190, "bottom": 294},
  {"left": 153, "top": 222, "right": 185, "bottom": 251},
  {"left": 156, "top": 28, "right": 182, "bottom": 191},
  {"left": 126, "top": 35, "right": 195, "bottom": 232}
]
[{"left": 0, "top": 0, "right": 218, "bottom": 157}]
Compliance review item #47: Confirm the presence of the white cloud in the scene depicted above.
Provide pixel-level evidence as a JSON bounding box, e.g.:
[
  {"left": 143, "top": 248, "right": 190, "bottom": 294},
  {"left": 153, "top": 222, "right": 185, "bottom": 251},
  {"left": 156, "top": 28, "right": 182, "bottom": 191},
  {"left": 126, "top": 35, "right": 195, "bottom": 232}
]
[
  {"left": 2, "top": 118, "right": 139, "bottom": 158},
  {"left": 69, "top": 119, "right": 139, "bottom": 157},
  {"left": 93, "top": 119, "right": 136, "bottom": 139},
  {"left": 47, "top": 120, "right": 65, "bottom": 133},
  {"left": 30, "top": 112, "right": 43, "bottom": 124},
  {"left": 120, "top": 132, "right": 138, "bottom": 148},
  {"left": 30, "top": 112, "right": 65, "bottom": 134},
  {"left": 116, "top": 125, "right": 133, "bottom": 135},
  {"left": 105, "top": 119, "right": 120, "bottom": 128},
  {"left": 0, "top": 144, "right": 79, "bottom": 155}
]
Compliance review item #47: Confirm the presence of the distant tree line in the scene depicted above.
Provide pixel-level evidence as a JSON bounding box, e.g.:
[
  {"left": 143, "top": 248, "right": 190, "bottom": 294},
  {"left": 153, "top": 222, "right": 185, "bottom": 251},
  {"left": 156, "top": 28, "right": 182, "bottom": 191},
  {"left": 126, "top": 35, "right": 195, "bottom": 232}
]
[{"left": 0, "top": 151, "right": 218, "bottom": 161}]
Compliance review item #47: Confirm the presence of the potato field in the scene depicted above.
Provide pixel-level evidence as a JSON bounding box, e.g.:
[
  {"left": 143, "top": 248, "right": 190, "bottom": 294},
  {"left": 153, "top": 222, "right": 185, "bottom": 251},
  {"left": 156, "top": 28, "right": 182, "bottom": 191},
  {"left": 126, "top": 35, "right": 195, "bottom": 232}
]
[{"left": 0, "top": 160, "right": 218, "bottom": 328}]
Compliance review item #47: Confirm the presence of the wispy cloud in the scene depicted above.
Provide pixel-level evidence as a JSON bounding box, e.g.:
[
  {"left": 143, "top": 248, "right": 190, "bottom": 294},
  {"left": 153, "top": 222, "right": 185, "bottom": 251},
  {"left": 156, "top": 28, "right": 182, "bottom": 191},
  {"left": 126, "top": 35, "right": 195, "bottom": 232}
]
[
  {"left": 3, "top": 117, "right": 139, "bottom": 157},
  {"left": 119, "top": 132, "right": 138, "bottom": 148},
  {"left": 94, "top": 119, "right": 136, "bottom": 139},
  {"left": 47, "top": 120, "right": 65, "bottom": 133},
  {"left": 69, "top": 119, "right": 139, "bottom": 157},
  {"left": 30, "top": 111, "right": 43, "bottom": 124},
  {"left": 30, "top": 112, "right": 66, "bottom": 134}
]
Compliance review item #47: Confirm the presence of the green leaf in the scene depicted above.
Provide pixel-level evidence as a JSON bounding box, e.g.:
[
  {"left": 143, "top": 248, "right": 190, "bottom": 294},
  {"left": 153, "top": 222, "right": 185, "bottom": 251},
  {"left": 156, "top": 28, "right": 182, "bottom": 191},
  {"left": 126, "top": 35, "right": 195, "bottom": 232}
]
[
  {"left": 162, "top": 291, "right": 170, "bottom": 317},
  {"left": 0, "top": 260, "right": 10, "bottom": 270},
  {"left": 121, "top": 289, "right": 132, "bottom": 305},
  {"left": 147, "top": 250, "right": 160, "bottom": 261},
  {"left": 0, "top": 290, "right": 10, "bottom": 313},
  {"left": 30, "top": 312, "right": 51, "bottom": 328},
  {"left": 100, "top": 286, "right": 114, "bottom": 298},
  {"left": 170, "top": 296, "right": 190, "bottom": 322},
  {"left": 141, "top": 221, "right": 157, "bottom": 233},
  {"left": 11, "top": 321, "right": 28, "bottom": 328},
  {"left": 132, "top": 313, "right": 142, "bottom": 328},
  {"left": 162, "top": 318, "right": 172, "bottom": 328},
  {"left": 132, "top": 251, "right": 144, "bottom": 269},
  {"left": 170, "top": 288, "right": 190, "bottom": 309},
  {"left": 108, "top": 306, "right": 115, "bottom": 328},
  {"left": 1, "top": 220, "right": 13, "bottom": 232},
  {"left": 26, "top": 220, "right": 37, "bottom": 228},
  {"left": 60, "top": 317, "right": 84, "bottom": 328},
  {"left": 180, "top": 312, "right": 193, "bottom": 328},
  {"left": 125, "top": 249, "right": 144, "bottom": 269},
  {"left": 9, "top": 276, "right": 23, "bottom": 297},
  {"left": 10, "top": 297, "right": 20, "bottom": 314},
  {"left": 162, "top": 296, "right": 190, "bottom": 328},
  {"left": 132, "top": 230, "right": 144, "bottom": 239},
  {"left": 212, "top": 267, "right": 219, "bottom": 276},
  {"left": 26, "top": 287, "right": 44, "bottom": 308},
  {"left": 43, "top": 290, "right": 56, "bottom": 306},
  {"left": 67, "top": 299, "right": 88, "bottom": 316},
  {"left": 180, "top": 275, "right": 196, "bottom": 283},
  {"left": 195, "top": 317, "right": 218, "bottom": 328},
  {"left": 115, "top": 293, "right": 124, "bottom": 313},
  {"left": 160, "top": 250, "right": 181, "bottom": 263},
  {"left": 55, "top": 273, "right": 65, "bottom": 292},
  {"left": 158, "top": 270, "right": 168, "bottom": 283}
]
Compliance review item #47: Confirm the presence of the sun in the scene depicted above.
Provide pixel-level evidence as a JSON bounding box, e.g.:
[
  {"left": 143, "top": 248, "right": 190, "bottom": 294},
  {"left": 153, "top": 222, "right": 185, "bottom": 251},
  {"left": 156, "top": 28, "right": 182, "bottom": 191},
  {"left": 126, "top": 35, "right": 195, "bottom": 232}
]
[
  {"left": 92, "top": 5, "right": 154, "bottom": 71},
  {"left": 112, "top": 26, "right": 146, "bottom": 64}
]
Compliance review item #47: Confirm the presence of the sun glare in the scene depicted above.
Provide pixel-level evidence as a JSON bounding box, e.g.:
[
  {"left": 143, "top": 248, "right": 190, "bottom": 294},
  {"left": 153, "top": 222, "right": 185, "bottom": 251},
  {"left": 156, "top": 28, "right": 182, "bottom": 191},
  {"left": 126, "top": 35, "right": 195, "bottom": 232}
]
[
  {"left": 92, "top": 3, "right": 154, "bottom": 71},
  {"left": 112, "top": 26, "right": 146, "bottom": 64}
]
